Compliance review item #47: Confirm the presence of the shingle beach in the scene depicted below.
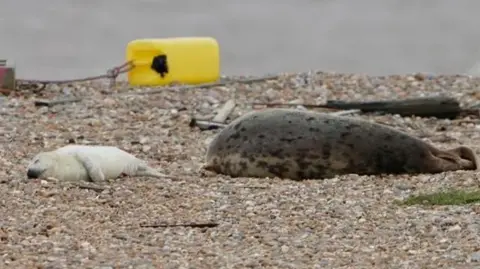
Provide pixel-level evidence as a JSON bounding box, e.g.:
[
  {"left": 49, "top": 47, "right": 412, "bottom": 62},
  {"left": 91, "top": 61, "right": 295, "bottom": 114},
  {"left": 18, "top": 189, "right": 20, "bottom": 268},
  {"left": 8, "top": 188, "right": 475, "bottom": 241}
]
[{"left": 1, "top": 71, "right": 480, "bottom": 268}]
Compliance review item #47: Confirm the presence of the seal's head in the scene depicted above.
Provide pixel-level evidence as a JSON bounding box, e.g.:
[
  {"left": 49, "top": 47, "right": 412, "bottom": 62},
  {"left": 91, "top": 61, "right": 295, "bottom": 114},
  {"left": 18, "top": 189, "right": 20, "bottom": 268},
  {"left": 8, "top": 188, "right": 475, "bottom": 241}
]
[{"left": 26, "top": 151, "right": 58, "bottom": 179}]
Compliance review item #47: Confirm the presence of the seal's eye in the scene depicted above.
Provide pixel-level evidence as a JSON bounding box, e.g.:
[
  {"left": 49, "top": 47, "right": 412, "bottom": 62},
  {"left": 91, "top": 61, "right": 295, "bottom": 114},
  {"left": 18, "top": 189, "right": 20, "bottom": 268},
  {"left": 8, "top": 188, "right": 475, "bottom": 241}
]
[{"left": 34, "top": 159, "right": 39, "bottom": 164}]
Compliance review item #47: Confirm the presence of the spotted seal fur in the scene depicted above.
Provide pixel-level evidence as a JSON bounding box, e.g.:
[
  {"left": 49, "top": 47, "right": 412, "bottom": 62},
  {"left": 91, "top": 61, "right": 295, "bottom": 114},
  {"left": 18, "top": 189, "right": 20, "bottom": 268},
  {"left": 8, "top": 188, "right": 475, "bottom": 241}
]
[{"left": 203, "top": 108, "right": 479, "bottom": 180}]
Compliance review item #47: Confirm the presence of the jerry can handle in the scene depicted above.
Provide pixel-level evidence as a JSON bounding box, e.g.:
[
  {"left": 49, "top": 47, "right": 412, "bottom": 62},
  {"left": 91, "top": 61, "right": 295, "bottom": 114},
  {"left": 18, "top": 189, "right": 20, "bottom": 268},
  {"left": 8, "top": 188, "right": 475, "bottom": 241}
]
[{"left": 151, "top": 54, "right": 169, "bottom": 78}]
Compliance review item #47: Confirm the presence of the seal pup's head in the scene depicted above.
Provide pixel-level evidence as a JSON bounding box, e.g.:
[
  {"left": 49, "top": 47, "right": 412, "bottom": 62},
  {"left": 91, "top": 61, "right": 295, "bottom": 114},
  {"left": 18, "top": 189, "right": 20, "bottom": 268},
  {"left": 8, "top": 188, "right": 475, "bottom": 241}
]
[{"left": 26, "top": 151, "right": 59, "bottom": 179}]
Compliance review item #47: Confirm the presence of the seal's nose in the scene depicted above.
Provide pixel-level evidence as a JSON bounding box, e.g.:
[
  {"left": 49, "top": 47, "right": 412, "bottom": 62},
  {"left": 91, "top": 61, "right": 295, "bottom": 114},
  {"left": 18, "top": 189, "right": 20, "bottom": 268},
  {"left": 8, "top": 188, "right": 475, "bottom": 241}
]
[{"left": 27, "top": 169, "right": 41, "bottom": 179}]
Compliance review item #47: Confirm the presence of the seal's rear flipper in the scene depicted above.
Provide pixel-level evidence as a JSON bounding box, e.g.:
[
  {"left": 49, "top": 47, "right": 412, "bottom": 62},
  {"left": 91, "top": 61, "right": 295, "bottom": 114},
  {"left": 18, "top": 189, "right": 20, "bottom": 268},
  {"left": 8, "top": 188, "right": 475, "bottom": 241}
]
[{"left": 445, "top": 146, "right": 480, "bottom": 171}]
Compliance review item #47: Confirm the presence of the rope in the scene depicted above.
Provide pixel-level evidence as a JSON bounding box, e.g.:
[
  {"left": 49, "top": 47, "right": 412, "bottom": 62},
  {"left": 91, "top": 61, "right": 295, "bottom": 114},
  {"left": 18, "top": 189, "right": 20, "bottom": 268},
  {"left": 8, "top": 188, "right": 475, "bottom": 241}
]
[{"left": 15, "top": 61, "right": 135, "bottom": 91}]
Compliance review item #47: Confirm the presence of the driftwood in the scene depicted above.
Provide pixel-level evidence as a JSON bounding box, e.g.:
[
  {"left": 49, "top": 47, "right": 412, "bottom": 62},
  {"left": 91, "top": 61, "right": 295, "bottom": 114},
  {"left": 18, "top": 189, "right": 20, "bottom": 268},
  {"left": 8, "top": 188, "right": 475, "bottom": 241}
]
[
  {"left": 324, "top": 96, "right": 461, "bottom": 119},
  {"left": 140, "top": 222, "right": 219, "bottom": 228},
  {"left": 191, "top": 99, "right": 236, "bottom": 131},
  {"left": 257, "top": 96, "right": 463, "bottom": 119},
  {"left": 189, "top": 119, "right": 227, "bottom": 130},
  {"left": 329, "top": 109, "right": 361, "bottom": 117},
  {"left": 212, "top": 99, "right": 236, "bottom": 123},
  {"left": 34, "top": 97, "right": 82, "bottom": 107}
]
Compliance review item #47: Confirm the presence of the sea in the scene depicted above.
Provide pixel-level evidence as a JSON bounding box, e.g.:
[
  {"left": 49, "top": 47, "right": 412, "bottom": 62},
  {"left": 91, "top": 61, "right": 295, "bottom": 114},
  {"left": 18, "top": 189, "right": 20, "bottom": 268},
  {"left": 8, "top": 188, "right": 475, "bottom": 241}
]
[{"left": 1, "top": 0, "right": 480, "bottom": 80}]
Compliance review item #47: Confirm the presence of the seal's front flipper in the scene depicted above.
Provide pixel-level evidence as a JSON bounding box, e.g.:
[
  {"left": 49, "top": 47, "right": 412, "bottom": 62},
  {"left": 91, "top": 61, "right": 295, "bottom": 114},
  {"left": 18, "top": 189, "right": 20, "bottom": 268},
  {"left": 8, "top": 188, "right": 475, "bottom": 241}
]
[
  {"left": 199, "top": 163, "right": 219, "bottom": 177},
  {"left": 74, "top": 152, "right": 105, "bottom": 182}
]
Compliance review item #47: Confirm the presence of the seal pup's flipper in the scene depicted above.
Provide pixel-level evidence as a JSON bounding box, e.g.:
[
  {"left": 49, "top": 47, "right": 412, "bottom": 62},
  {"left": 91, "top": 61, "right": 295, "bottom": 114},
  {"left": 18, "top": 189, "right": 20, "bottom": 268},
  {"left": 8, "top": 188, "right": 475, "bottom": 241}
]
[
  {"left": 73, "top": 152, "right": 106, "bottom": 182},
  {"left": 134, "top": 163, "right": 176, "bottom": 179}
]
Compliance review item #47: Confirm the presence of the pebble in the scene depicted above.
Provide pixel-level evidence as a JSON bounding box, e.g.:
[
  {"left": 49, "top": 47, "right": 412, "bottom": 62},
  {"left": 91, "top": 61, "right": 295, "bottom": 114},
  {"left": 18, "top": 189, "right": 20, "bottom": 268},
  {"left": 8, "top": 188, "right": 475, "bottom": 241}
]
[
  {"left": 131, "top": 261, "right": 156, "bottom": 269},
  {"left": 103, "top": 98, "right": 116, "bottom": 106},
  {"left": 471, "top": 252, "right": 480, "bottom": 262},
  {"left": 448, "top": 225, "right": 462, "bottom": 232},
  {"left": 394, "top": 183, "right": 414, "bottom": 191},
  {"left": 3, "top": 72, "right": 480, "bottom": 268},
  {"left": 265, "top": 88, "right": 279, "bottom": 100},
  {"left": 139, "top": 137, "right": 149, "bottom": 144},
  {"left": 288, "top": 98, "right": 304, "bottom": 105}
]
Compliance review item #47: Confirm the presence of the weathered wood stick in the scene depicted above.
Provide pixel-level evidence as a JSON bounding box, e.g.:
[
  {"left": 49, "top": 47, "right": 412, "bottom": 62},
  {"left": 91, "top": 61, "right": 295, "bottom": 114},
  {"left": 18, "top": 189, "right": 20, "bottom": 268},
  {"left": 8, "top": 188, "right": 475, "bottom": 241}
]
[
  {"left": 140, "top": 222, "right": 219, "bottom": 228},
  {"left": 254, "top": 102, "right": 331, "bottom": 109},
  {"left": 212, "top": 99, "right": 236, "bottom": 123},
  {"left": 255, "top": 96, "right": 463, "bottom": 119},
  {"left": 329, "top": 109, "right": 361, "bottom": 117},
  {"left": 325, "top": 96, "right": 461, "bottom": 119},
  {"left": 34, "top": 97, "right": 82, "bottom": 107},
  {"left": 189, "top": 119, "right": 228, "bottom": 131}
]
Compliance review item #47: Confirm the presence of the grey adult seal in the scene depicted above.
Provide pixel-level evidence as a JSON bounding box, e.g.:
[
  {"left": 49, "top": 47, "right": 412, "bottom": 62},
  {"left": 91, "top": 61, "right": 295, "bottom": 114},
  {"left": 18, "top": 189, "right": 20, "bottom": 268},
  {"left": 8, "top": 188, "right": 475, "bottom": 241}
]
[{"left": 203, "top": 108, "right": 479, "bottom": 180}]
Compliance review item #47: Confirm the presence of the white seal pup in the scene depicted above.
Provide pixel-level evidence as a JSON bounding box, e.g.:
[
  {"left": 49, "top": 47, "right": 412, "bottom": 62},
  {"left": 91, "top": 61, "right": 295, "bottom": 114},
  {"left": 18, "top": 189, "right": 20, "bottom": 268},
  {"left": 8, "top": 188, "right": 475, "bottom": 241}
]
[
  {"left": 204, "top": 108, "right": 479, "bottom": 180},
  {"left": 26, "top": 145, "right": 169, "bottom": 182}
]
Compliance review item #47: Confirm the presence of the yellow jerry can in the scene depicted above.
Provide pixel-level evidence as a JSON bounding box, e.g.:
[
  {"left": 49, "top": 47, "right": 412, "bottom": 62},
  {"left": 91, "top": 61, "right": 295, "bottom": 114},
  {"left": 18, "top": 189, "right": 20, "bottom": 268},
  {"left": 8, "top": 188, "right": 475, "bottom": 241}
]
[{"left": 126, "top": 37, "right": 220, "bottom": 86}]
